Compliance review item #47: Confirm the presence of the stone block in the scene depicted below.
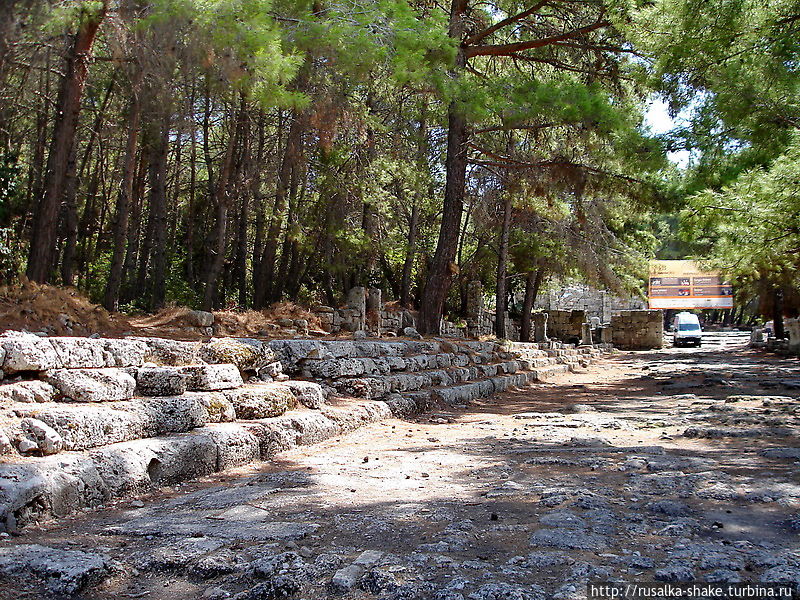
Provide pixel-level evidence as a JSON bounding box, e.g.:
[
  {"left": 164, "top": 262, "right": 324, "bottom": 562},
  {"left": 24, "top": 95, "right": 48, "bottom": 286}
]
[
  {"left": 135, "top": 367, "right": 187, "bottom": 396},
  {"left": 0, "top": 380, "right": 58, "bottom": 404},
  {"left": 45, "top": 368, "right": 137, "bottom": 402},
  {"left": 222, "top": 383, "right": 297, "bottom": 419},
  {"left": 187, "top": 310, "right": 214, "bottom": 327},
  {"left": 284, "top": 380, "right": 326, "bottom": 409},
  {"left": 199, "top": 337, "right": 276, "bottom": 372},
  {"left": 133, "top": 337, "right": 202, "bottom": 366},
  {"left": 0, "top": 332, "right": 61, "bottom": 372},
  {"left": 101, "top": 339, "right": 147, "bottom": 367},
  {"left": 49, "top": 337, "right": 107, "bottom": 368},
  {"left": 179, "top": 364, "right": 243, "bottom": 391}
]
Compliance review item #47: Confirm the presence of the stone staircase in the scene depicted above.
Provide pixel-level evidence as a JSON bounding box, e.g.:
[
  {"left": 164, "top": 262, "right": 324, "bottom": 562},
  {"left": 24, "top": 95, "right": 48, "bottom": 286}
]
[
  {"left": 0, "top": 332, "right": 611, "bottom": 533},
  {"left": 277, "top": 339, "right": 608, "bottom": 412}
]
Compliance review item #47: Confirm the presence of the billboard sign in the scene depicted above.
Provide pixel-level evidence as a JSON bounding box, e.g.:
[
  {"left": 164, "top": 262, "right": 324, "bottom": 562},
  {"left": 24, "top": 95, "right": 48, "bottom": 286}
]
[{"left": 648, "top": 260, "right": 733, "bottom": 309}]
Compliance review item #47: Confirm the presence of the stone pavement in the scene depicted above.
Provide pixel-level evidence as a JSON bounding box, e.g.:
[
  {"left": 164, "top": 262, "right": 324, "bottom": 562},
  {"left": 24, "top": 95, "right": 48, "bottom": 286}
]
[{"left": 1, "top": 332, "right": 799, "bottom": 600}]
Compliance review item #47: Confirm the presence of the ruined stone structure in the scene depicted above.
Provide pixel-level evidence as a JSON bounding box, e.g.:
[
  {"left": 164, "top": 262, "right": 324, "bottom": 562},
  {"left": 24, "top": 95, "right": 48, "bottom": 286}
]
[
  {"left": 546, "top": 310, "right": 587, "bottom": 343},
  {"left": 610, "top": 310, "right": 664, "bottom": 349},
  {"left": 0, "top": 331, "right": 611, "bottom": 533},
  {"left": 536, "top": 282, "right": 646, "bottom": 323}
]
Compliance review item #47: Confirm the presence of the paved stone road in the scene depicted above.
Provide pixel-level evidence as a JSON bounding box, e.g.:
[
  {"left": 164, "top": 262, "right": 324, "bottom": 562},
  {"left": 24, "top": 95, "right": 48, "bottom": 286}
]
[{"left": 1, "top": 332, "right": 799, "bottom": 600}]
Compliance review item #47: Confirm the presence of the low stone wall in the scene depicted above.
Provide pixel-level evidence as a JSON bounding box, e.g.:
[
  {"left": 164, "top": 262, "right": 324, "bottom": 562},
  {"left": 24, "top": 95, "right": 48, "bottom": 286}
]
[
  {"left": 610, "top": 310, "right": 664, "bottom": 350},
  {"left": 547, "top": 310, "right": 587, "bottom": 343}
]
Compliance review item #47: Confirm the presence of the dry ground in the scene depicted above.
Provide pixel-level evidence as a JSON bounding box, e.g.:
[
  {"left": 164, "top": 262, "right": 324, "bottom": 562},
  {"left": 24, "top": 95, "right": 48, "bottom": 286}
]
[{"left": 1, "top": 332, "right": 799, "bottom": 600}]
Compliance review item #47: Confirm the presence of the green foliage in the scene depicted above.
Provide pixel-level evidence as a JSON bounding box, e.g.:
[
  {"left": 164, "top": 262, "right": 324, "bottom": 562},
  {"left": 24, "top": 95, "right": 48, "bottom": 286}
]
[{"left": 680, "top": 135, "right": 800, "bottom": 288}]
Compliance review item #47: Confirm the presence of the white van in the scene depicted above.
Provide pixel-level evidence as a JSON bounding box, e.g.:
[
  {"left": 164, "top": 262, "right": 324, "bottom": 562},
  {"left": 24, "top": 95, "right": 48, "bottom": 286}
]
[{"left": 673, "top": 312, "right": 702, "bottom": 347}]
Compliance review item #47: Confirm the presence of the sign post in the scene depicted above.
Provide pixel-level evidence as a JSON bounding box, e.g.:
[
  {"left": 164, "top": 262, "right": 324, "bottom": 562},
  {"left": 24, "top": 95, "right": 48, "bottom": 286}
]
[{"left": 648, "top": 260, "right": 733, "bottom": 310}]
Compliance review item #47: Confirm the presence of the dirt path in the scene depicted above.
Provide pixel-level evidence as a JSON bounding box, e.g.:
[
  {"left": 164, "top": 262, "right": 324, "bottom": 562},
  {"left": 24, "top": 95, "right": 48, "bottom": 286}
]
[{"left": 2, "top": 333, "right": 799, "bottom": 600}]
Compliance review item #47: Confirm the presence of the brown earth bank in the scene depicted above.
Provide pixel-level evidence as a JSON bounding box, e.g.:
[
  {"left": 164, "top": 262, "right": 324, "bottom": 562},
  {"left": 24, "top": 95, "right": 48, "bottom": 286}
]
[
  {"left": 0, "top": 281, "right": 333, "bottom": 339},
  {"left": 0, "top": 332, "right": 799, "bottom": 600}
]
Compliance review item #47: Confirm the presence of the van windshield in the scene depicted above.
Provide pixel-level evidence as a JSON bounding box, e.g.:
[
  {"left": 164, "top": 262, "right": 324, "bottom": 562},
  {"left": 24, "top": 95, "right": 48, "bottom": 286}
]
[{"left": 679, "top": 323, "right": 701, "bottom": 331}]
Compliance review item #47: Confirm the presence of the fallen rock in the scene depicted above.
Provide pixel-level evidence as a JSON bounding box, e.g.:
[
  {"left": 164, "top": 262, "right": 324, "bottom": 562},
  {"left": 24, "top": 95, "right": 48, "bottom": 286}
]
[
  {"left": 19, "top": 418, "right": 63, "bottom": 455},
  {"left": 45, "top": 368, "right": 137, "bottom": 402},
  {"left": 403, "top": 327, "right": 422, "bottom": 340},
  {"left": 187, "top": 310, "right": 215, "bottom": 327}
]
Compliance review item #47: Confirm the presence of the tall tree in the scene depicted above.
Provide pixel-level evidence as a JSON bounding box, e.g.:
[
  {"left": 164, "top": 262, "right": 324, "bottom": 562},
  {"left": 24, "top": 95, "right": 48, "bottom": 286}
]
[{"left": 26, "top": 0, "right": 109, "bottom": 282}]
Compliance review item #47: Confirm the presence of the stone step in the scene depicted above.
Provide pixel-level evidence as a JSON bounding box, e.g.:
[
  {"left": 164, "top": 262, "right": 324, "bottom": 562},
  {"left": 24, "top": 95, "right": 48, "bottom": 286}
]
[
  {"left": 0, "top": 400, "right": 395, "bottom": 531},
  {"left": 299, "top": 351, "right": 497, "bottom": 379},
  {"left": 331, "top": 360, "right": 523, "bottom": 399},
  {"left": 0, "top": 333, "right": 148, "bottom": 373},
  {"left": 1, "top": 381, "right": 328, "bottom": 457},
  {"left": 7, "top": 395, "right": 218, "bottom": 452},
  {"left": 270, "top": 338, "right": 496, "bottom": 372}
]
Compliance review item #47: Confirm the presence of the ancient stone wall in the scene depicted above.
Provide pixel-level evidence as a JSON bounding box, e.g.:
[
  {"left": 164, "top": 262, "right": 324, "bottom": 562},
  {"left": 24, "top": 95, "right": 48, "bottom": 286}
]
[
  {"left": 610, "top": 310, "right": 664, "bottom": 349},
  {"left": 536, "top": 283, "right": 646, "bottom": 323},
  {"left": 546, "top": 310, "right": 587, "bottom": 343}
]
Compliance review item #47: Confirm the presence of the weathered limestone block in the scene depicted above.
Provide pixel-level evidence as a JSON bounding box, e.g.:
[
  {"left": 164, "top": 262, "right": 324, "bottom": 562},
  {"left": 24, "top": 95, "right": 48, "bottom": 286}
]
[
  {"left": 0, "top": 380, "right": 58, "bottom": 404},
  {"left": 45, "top": 368, "right": 137, "bottom": 402},
  {"left": 179, "top": 364, "right": 243, "bottom": 391},
  {"left": 222, "top": 383, "right": 297, "bottom": 419},
  {"left": 304, "top": 358, "right": 369, "bottom": 379},
  {"left": 199, "top": 337, "right": 276, "bottom": 373},
  {"left": 135, "top": 367, "right": 187, "bottom": 396},
  {"left": 195, "top": 392, "right": 237, "bottom": 422},
  {"left": 90, "top": 434, "right": 218, "bottom": 494},
  {"left": 19, "top": 417, "right": 63, "bottom": 455},
  {"left": 0, "top": 429, "right": 13, "bottom": 455},
  {"left": 0, "top": 332, "right": 60, "bottom": 372},
  {"left": 133, "top": 337, "right": 202, "bottom": 366},
  {"left": 101, "top": 339, "right": 147, "bottom": 367},
  {"left": 284, "top": 380, "right": 326, "bottom": 409},
  {"left": 49, "top": 337, "right": 107, "bottom": 368},
  {"left": 12, "top": 396, "right": 208, "bottom": 451},
  {"left": 197, "top": 423, "right": 261, "bottom": 470},
  {"left": 187, "top": 310, "right": 214, "bottom": 327}
]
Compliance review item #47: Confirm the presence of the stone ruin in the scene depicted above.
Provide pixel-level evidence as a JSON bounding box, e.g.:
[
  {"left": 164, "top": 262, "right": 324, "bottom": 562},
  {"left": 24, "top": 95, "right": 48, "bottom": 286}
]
[
  {"left": 0, "top": 330, "right": 612, "bottom": 533},
  {"left": 312, "top": 284, "right": 661, "bottom": 349}
]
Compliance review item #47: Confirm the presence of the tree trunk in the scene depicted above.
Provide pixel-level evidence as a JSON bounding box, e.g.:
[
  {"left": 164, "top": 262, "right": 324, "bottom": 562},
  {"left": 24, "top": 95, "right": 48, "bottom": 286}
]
[
  {"left": 400, "top": 201, "right": 419, "bottom": 308},
  {"left": 520, "top": 269, "right": 543, "bottom": 342},
  {"left": 202, "top": 99, "right": 245, "bottom": 311},
  {"left": 417, "top": 0, "right": 468, "bottom": 334},
  {"left": 26, "top": 3, "right": 107, "bottom": 282},
  {"left": 773, "top": 287, "right": 785, "bottom": 339},
  {"left": 59, "top": 144, "right": 79, "bottom": 286},
  {"left": 494, "top": 193, "right": 512, "bottom": 338},
  {"left": 104, "top": 80, "right": 142, "bottom": 311},
  {"left": 417, "top": 102, "right": 468, "bottom": 334},
  {"left": 254, "top": 63, "right": 310, "bottom": 307},
  {"left": 148, "top": 113, "right": 171, "bottom": 310}
]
